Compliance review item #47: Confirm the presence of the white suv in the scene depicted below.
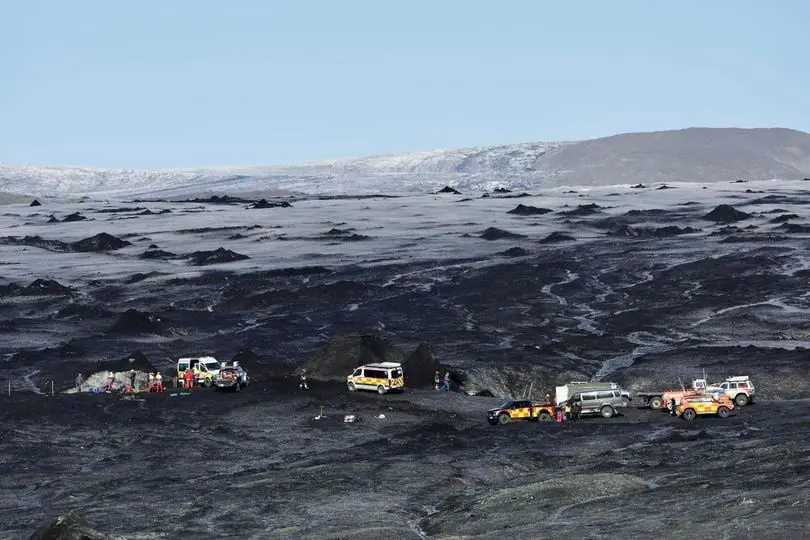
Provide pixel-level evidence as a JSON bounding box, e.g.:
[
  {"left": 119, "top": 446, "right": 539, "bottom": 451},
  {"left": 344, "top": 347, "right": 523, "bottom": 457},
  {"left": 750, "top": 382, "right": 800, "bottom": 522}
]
[{"left": 709, "top": 376, "right": 755, "bottom": 406}]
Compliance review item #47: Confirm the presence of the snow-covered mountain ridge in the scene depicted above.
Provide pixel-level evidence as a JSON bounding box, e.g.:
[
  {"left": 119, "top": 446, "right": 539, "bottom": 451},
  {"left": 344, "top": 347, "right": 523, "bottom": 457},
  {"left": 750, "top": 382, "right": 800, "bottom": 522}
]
[{"left": 2, "top": 127, "right": 810, "bottom": 199}]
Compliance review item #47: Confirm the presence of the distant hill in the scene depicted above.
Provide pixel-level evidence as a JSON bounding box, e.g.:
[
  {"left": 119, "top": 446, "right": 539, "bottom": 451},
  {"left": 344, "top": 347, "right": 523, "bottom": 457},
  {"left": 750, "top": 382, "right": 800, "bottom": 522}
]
[{"left": 2, "top": 127, "right": 809, "bottom": 198}]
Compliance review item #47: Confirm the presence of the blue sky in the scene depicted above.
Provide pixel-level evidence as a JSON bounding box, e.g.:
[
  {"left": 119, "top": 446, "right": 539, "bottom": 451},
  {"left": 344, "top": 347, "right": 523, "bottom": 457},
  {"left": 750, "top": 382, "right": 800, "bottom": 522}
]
[{"left": 2, "top": 0, "right": 808, "bottom": 169}]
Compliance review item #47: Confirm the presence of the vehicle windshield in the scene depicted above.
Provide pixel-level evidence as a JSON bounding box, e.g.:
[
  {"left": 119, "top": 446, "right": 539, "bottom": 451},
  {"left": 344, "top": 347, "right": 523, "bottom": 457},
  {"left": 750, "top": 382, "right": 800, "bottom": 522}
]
[
  {"left": 206, "top": 361, "right": 221, "bottom": 370},
  {"left": 497, "top": 401, "right": 514, "bottom": 409}
]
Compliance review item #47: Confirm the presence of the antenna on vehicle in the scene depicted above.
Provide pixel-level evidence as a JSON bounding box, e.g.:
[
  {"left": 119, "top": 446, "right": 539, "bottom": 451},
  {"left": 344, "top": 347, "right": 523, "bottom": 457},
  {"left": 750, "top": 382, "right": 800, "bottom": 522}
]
[
  {"left": 526, "top": 379, "right": 534, "bottom": 400},
  {"left": 678, "top": 377, "right": 685, "bottom": 391}
]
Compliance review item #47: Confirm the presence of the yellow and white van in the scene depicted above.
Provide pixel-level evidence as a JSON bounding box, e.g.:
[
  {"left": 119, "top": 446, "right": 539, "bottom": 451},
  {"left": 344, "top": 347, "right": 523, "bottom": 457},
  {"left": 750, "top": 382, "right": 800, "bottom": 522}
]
[
  {"left": 176, "top": 356, "right": 221, "bottom": 387},
  {"left": 347, "top": 362, "right": 405, "bottom": 394}
]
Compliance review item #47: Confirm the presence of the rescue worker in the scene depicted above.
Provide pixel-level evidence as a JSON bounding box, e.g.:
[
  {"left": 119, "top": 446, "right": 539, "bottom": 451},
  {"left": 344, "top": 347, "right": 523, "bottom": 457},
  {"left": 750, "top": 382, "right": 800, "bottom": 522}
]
[
  {"left": 544, "top": 393, "right": 551, "bottom": 404},
  {"left": 106, "top": 372, "right": 115, "bottom": 391},
  {"left": 434, "top": 371, "right": 441, "bottom": 391},
  {"left": 155, "top": 371, "right": 163, "bottom": 392},
  {"left": 129, "top": 369, "right": 137, "bottom": 392},
  {"left": 75, "top": 373, "right": 83, "bottom": 392},
  {"left": 564, "top": 400, "right": 572, "bottom": 421},
  {"left": 299, "top": 368, "right": 309, "bottom": 390},
  {"left": 442, "top": 372, "right": 451, "bottom": 391},
  {"left": 571, "top": 399, "right": 581, "bottom": 422},
  {"left": 148, "top": 372, "right": 156, "bottom": 392},
  {"left": 183, "top": 368, "right": 194, "bottom": 389},
  {"left": 669, "top": 398, "right": 677, "bottom": 416},
  {"left": 555, "top": 403, "right": 564, "bottom": 423}
]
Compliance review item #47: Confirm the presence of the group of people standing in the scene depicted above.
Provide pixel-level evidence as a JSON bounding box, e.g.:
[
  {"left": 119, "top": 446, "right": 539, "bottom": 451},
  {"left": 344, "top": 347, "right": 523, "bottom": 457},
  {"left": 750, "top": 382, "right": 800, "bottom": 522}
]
[
  {"left": 559, "top": 398, "right": 582, "bottom": 422},
  {"left": 433, "top": 371, "right": 451, "bottom": 391}
]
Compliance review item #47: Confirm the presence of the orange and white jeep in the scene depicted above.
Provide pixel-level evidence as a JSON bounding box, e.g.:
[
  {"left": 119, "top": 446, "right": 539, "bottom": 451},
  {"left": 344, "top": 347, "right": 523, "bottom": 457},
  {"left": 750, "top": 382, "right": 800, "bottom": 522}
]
[{"left": 677, "top": 394, "right": 735, "bottom": 421}]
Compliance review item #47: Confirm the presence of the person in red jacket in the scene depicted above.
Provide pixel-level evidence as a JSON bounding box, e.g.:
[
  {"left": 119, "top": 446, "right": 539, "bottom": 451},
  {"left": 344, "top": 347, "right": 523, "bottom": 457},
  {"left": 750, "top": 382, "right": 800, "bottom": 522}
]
[{"left": 183, "top": 368, "right": 194, "bottom": 389}]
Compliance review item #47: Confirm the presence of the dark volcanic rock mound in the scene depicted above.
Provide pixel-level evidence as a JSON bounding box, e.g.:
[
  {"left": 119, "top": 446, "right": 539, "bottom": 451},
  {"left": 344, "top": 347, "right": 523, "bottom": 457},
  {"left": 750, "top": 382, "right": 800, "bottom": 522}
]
[
  {"left": 27, "top": 279, "right": 73, "bottom": 295},
  {"left": 95, "top": 206, "right": 145, "bottom": 213},
  {"left": 404, "top": 343, "right": 442, "bottom": 387},
  {"left": 229, "top": 348, "right": 289, "bottom": 380},
  {"left": 479, "top": 227, "right": 526, "bottom": 240},
  {"left": 61, "top": 212, "right": 87, "bottom": 222},
  {"left": 126, "top": 272, "right": 164, "bottom": 284},
  {"left": 436, "top": 186, "right": 461, "bottom": 194},
  {"left": 498, "top": 247, "right": 530, "bottom": 257},
  {"left": 539, "top": 232, "right": 575, "bottom": 243},
  {"left": 720, "top": 234, "right": 790, "bottom": 243},
  {"left": 98, "top": 351, "right": 159, "bottom": 375},
  {"left": 140, "top": 248, "right": 177, "bottom": 260},
  {"left": 28, "top": 512, "right": 109, "bottom": 540},
  {"left": 507, "top": 204, "right": 553, "bottom": 216},
  {"left": 183, "top": 194, "right": 248, "bottom": 204},
  {"left": 188, "top": 247, "right": 250, "bottom": 266},
  {"left": 107, "top": 309, "right": 166, "bottom": 334},
  {"left": 302, "top": 333, "right": 441, "bottom": 387},
  {"left": 1, "top": 235, "right": 69, "bottom": 252},
  {"left": 624, "top": 208, "right": 668, "bottom": 216},
  {"left": 1, "top": 278, "right": 74, "bottom": 297},
  {"left": 304, "top": 333, "right": 407, "bottom": 380},
  {"left": 321, "top": 228, "right": 371, "bottom": 241},
  {"left": 703, "top": 204, "right": 751, "bottom": 223},
  {"left": 324, "top": 227, "right": 356, "bottom": 236},
  {"left": 29, "top": 199, "right": 41, "bottom": 207},
  {"left": 251, "top": 199, "right": 292, "bottom": 209},
  {"left": 558, "top": 203, "right": 601, "bottom": 216},
  {"left": 608, "top": 225, "right": 700, "bottom": 238},
  {"left": 778, "top": 222, "right": 810, "bottom": 233},
  {"left": 72, "top": 233, "right": 132, "bottom": 252},
  {"left": 769, "top": 214, "right": 800, "bottom": 223},
  {"left": 53, "top": 303, "right": 113, "bottom": 320}
]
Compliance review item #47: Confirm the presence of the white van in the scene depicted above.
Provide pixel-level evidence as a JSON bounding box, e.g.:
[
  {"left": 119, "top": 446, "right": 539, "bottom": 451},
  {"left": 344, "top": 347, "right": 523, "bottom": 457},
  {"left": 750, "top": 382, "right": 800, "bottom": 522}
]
[
  {"left": 347, "top": 362, "right": 405, "bottom": 394},
  {"left": 177, "top": 356, "right": 222, "bottom": 387}
]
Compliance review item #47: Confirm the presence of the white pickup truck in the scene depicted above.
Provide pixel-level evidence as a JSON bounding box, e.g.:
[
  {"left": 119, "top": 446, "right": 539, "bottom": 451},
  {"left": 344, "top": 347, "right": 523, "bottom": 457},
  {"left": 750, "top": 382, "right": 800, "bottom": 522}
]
[{"left": 707, "top": 375, "right": 755, "bottom": 406}]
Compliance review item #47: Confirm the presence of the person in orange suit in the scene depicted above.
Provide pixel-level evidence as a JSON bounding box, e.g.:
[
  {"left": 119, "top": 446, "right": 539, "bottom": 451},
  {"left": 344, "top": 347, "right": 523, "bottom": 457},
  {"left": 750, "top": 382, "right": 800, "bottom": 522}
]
[{"left": 184, "top": 368, "right": 194, "bottom": 389}]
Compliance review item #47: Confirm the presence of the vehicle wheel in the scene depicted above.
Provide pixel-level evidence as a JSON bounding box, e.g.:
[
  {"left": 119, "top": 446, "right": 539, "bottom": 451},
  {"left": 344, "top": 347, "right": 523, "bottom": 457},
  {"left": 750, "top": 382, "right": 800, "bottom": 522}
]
[
  {"left": 717, "top": 406, "right": 730, "bottom": 418},
  {"left": 348, "top": 382, "right": 356, "bottom": 392},
  {"left": 539, "top": 412, "right": 553, "bottom": 422},
  {"left": 498, "top": 413, "right": 511, "bottom": 424},
  {"left": 204, "top": 379, "right": 212, "bottom": 388},
  {"left": 377, "top": 385, "right": 386, "bottom": 395},
  {"left": 649, "top": 396, "right": 663, "bottom": 409},
  {"left": 600, "top": 405, "right": 615, "bottom": 418},
  {"left": 734, "top": 393, "right": 749, "bottom": 407},
  {"left": 620, "top": 398, "right": 631, "bottom": 408},
  {"left": 682, "top": 408, "right": 697, "bottom": 421}
]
